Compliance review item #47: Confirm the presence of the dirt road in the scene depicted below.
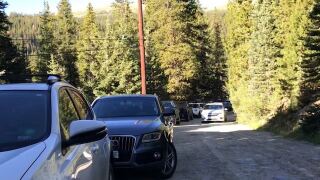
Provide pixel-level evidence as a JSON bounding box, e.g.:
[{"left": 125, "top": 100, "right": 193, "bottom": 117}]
[{"left": 116, "top": 119, "right": 320, "bottom": 180}]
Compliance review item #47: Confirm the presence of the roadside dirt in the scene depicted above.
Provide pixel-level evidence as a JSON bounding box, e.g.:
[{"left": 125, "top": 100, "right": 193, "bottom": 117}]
[{"left": 116, "top": 119, "right": 320, "bottom": 180}]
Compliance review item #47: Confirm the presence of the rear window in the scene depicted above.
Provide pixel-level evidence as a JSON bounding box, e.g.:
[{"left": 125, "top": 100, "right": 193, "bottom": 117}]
[{"left": 0, "top": 91, "right": 49, "bottom": 152}]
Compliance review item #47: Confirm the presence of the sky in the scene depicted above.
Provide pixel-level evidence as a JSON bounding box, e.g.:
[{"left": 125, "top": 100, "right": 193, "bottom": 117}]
[{"left": 5, "top": 0, "right": 228, "bottom": 14}]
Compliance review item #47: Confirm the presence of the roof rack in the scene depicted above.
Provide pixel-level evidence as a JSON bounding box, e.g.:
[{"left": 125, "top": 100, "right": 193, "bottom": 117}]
[{"left": 0, "top": 74, "right": 62, "bottom": 85}]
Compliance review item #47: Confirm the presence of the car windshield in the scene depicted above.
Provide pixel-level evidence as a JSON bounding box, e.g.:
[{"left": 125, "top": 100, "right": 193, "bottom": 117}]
[
  {"left": 204, "top": 105, "right": 223, "bottom": 110},
  {"left": 93, "top": 97, "right": 160, "bottom": 118},
  {"left": 162, "top": 101, "right": 174, "bottom": 108},
  {"left": 0, "top": 91, "right": 49, "bottom": 152},
  {"left": 190, "top": 104, "right": 200, "bottom": 108}
]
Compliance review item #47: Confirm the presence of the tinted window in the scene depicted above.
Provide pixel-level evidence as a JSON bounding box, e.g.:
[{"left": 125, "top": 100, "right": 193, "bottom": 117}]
[
  {"left": 204, "top": 105, "right": 223, "bottom": 110},
  {"left": 93, "top": 97, "right": 160, "bottom": 118},
  {"left": 162, "top": 101, "right": 174, "bottom": 108},
  {"left": 0, "top": 91, "right": 49, "bottom": 152},
  {"left": 189, "top": 104, "right": 200, "bottom": 108},
  {"left": 69, "top": 90, "right": 93, "bottom": 120},
  {"left": 59, "top": 89, "right": 79, "bottom": 140}
]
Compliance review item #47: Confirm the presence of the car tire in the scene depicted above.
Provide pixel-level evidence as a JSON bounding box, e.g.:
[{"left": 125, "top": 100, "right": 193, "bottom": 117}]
[
  {"left": 185, "top": 114, "right": 189, "bottom": 121},
  {"left": 160, "top": 143, "right": 177, "bottom": 179}
]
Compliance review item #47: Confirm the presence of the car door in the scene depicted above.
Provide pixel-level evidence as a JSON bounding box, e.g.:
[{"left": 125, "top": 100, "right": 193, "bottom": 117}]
[
  {"left": 68, "top": 89, "right": 109, "bottom": 180},
  {"left": 57, "top": 88, "right": 95, "bottom": 180}
]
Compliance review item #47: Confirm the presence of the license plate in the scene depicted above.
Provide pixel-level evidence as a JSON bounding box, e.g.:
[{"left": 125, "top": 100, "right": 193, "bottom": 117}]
[{"left": 113, "top": 151, "right": 119, "bottom": 159}]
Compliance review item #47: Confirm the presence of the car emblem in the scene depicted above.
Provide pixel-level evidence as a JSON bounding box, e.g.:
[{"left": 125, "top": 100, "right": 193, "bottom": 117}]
[{"left": 111, "top": 140, "right": 119, "bottom": 147}]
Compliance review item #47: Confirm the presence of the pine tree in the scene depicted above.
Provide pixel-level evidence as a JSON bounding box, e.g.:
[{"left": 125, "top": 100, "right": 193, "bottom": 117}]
[
  {"left": 76, "top": 3, "right": 103, "bottom": 101},
  {"left": 0, "top": 0, "right": 27, "bottom": 75},
  {"left": 193, "top": 9, "right": 227, "bottom": 101},
  {"left": 145, "top": 30, "right": 168, "bottom": 98},
  {"left": 273, "top": 0, "right": 313, "bottom": 109},
  {"left": 37, "top": 1, "right": 55, "bottom": 74},
  {"left": 301, "top": 0, "right": 320, "bottom": 103},
  {"left": 247, "top": 0, "right": 278, "bottom": 122},
  {"left": 145, "top": 0, "right": 200, "bottom": 100},
  {"left": 95, "top": 0, "right": 140, "bottom": 96},
  {"left": 54, "top": 0, "right": 79, "bottom": 85},
  {"left": 225, "top": 0, "right": 253, "bottom": 122},
  {"left": 211, "top": 22, "right": 227, "bottom": 100}
]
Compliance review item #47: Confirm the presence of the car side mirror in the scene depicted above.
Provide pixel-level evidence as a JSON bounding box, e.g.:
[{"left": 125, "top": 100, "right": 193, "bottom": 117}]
[{"left": 63, "top": 120, "right": 107, "bottom": 148}]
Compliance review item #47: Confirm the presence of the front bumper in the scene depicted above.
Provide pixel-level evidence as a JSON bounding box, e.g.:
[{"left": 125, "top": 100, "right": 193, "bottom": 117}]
[
  {"left": 112, "top": 135, "right": 167, "bottom": 169},
  {"left": 202, "top": 115, "right": 224, "bottom": 122}
]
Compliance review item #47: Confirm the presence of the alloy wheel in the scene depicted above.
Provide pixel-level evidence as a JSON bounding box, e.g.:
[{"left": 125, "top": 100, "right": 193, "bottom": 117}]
[{"left": 161, "top": 143, "right": 177, "bottom": 178}]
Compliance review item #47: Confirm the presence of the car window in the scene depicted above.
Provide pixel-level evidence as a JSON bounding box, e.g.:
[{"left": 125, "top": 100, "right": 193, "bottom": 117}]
[
  {"left": 0, "top": 91, "right": 49, "bottom": 152},
  {"left": 59, "top": 89, "right": 79, "bottom": 140},
  {"left": 68, "top": 90, "right": 93, "bottom": 120},
  {"left": 190, "top": 104, "right": 200, "bottom": 108},
  {"left": 162, "top": 101, "right": 174, "bottom": 108}
]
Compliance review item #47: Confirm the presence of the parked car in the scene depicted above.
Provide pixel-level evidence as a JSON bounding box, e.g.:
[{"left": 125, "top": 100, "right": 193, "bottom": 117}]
[
  {"left": 176, "top": 101, "right": 193, "bottom": 121},
  {"left": 92, "top": 95, "right": 178, "bottom": 179},
  {"left": 223, "top": 100, "right": 237, "bottom": 122},
  {"left": 201, "top": 102, "right": 227, "bottom": 122},
  {"left": 161, "top": 101, "right": 181, "bottom": 125},
  {"left": 188, "top": 103, "right": 205, "bottom": 117},
  {"left": 0, "top": 75, "right": 113, "bottom": 180}
]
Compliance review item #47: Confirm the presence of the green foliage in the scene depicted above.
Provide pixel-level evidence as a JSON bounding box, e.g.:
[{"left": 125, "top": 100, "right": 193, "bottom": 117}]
[
  {"left": 0, "top": 0, "right": 27, "bottom": 75},
  {"left": 76, "top": 3, "right": 103, "bottom": 101},
  {"left": 225, "top": 0, "right": 320, "bottom": 133},
  {"left": 225, "top": 0, "right": 253, "bottom": 123},
  {"left": 37, "top": 1, "right": 55, "bottom": 74},
  {"left": 95, "top": 0, "right": 140, "bottom": 96},
  {"left": 145, "top": 0, "right": 219, "bottom": 101},
  {"left": 247, "top": 0, "right": 279, "bottom": 122},
  {"left": 300, "top": 103, "right": 320, "bottom": 135},
  {"left": 53, "top": 0, "right": 79, "bottom": 85},
  {"left": 301, "top": 0, "right": 320, "bottom": 103}
]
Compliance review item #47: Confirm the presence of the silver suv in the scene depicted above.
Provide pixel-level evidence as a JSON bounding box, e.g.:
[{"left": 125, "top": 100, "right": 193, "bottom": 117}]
[{"left": 0, "top": 75, "right": 112, "bottom": 180}]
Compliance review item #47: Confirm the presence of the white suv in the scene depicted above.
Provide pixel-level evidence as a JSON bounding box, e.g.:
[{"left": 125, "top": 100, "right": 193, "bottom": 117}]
[{"left": 0, "top": 75, "right": 113, "bottom": 180}]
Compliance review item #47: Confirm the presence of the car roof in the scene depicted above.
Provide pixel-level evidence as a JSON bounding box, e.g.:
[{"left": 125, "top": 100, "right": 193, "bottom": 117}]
[
  {"left": 0, "top": 81, "right": 74, "bottom": 91},
  {"left": 0, "top": 83, "right": 50, "bottom": 91},
  {"left": 97, "top": 94, "right": 157, "bottom": 100},
  {"left": 206, "top": 102, "right": 224, "bottom": 105}
]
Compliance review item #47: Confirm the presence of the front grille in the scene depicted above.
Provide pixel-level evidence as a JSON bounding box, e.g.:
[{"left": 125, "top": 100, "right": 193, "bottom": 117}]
[{"left": 110, "top": 136, "right": 135, "bottom": 162}]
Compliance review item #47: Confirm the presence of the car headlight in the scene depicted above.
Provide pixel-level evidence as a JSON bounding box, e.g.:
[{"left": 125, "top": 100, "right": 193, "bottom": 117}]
[{"left": 142, "top": 132, "right": 162, "bottom": 143}]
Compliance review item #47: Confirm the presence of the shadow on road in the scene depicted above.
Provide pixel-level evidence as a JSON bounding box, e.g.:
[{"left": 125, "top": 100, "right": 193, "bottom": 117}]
[{"left": 114, "top": 118, "right": 320, "bottom": 180}]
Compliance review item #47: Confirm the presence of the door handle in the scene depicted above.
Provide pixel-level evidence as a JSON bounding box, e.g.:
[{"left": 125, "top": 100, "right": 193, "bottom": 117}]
[{"left": 91, "top": 144, "right": 99, "bottom": 154}]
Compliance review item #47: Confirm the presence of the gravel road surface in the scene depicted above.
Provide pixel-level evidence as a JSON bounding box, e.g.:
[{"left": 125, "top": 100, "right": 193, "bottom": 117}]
[{"left": 116, "top": 119, "right": 320, "bottom": 180}]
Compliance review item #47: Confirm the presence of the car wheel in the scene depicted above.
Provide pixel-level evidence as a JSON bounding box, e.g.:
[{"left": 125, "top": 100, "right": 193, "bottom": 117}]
[
  {"left": 224, "top": 116, "right": 228, "bottom": 122},
  {"left": 185, "top": 114, "right": 189, "bottom": 121},
  {"left": 160, "top": 143, "right": 177, "bottom": 179}
]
